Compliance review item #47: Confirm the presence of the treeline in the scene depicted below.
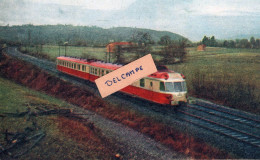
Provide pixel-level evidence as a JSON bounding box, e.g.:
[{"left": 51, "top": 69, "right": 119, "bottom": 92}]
[
  {"left": 0, "top": 24, "right": 187, "bottom": 47},
  {"left": 199, "top": 36, "right": 260, "bottom": 49},
  {"left": 112, "top": 34, "right": 188, "bottom": 64}
]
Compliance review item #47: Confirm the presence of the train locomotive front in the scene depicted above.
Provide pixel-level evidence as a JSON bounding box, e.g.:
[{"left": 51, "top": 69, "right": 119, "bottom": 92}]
[{"left": 126, "top": 67, "right": 188, "bottom": 106}]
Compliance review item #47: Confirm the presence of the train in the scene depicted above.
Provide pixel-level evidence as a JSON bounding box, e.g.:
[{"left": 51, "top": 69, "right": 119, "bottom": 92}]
[{"left": 56, "top": 56, "right": 188, "bottom": 106}]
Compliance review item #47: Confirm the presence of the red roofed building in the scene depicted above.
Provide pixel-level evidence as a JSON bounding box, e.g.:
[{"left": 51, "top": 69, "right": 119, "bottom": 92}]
[{"left": 197, "top": 44, "right": 206, "bottom": 51}]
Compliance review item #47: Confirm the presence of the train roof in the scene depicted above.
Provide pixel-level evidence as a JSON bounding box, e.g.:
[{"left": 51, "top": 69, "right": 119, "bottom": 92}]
[
  {"left": 57, "top": 57, "right": 185, "bottom": 80},
  {"left": 57, "top": 56, "right": 122, "bottom": 70}
]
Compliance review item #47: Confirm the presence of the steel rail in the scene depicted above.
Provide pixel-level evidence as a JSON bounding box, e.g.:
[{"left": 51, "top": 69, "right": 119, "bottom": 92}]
[
  {"left": 196, "top": 101, "right": 260, "bottom": 123},
  {"left": 177, "top": 110, "right": 260, "bottom": 148},
  {"left": 186, "top": 104, "right": 260, "bottom": 129}
]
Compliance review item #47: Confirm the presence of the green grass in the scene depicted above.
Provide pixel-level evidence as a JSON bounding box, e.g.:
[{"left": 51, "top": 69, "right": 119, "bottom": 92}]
[
  {"left": 0, "top": 76, "right": 70, "bottom": 113},
  {"left": 0, "top": 76, "right": 114, "bottom": 159},
  {"left": 21, "top": 45, "right": 107, "bottom": 61}
]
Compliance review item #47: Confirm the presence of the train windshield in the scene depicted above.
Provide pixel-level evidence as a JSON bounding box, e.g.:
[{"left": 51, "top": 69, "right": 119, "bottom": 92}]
[{"left": 165, "top": 81, "right": 187, "bottom": 92}]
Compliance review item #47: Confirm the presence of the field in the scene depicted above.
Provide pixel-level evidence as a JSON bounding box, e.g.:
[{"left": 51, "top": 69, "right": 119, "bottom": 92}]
[
  {"left": 20, "top": 45, "right": 260, "bottom": 113},
  {"left": 21, "top": 45, "right": 107, "bottom": 61},
  {"left": 168, "top": 47, "right": 260, "bottom": 113},
  {"left": 0, "top": 76, "right": 116, "bottom": 159}
]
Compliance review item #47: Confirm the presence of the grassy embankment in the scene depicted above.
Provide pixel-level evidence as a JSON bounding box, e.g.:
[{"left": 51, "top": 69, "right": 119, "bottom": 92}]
[
  {"left": 0, "top": 76, "right": 116, "bottom": 159},
  {"left": 20, "top": 45, "right": 259, "bottom": 114}
]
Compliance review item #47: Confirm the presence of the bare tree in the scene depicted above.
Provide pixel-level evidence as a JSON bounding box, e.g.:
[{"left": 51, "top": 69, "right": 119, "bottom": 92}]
[
  {"left": 161, "top": 40, "right": 187, "bottom": 64},
  {"left": 131, "top": 32, "right": 153, "bottom": 59}
]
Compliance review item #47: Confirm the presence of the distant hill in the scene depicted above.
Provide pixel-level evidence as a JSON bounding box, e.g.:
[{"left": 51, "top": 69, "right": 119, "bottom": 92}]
[
  {"left": 227, "top": 34, "right": 260, "bottom": 40},
  {"left": 0, "top": 25, "right": 189, "bottom": 46},
  {"left": 107, "top": 27, "right": 188, "bottom": 43}
]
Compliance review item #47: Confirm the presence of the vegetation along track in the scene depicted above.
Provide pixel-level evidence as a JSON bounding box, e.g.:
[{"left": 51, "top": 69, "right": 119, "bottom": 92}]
[{"left": 4, "top": 47, "right": 260, "bottom": 158}]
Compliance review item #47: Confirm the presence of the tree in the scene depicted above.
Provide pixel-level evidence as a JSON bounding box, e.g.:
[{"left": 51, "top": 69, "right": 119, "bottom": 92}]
[
  {"left": 202, "top": 36, "right": 209, "bottom": 46},
  {"left": 223, "top": 40, "right": 229, "bottom": 47},
  {"left": 229, "top": 40, "right": 235, "bottom": 48},
  {"left": 131, "top": 32, "right": 153, "bottom": 59},
  {"left": 131, "top": 31, "right": 153, "bottom": 47},
  {"left": 161, "top": 40, "right": 187, "bottom": 64},
  {"left": 158, "top": 35, "right": 171, "bottom": 45},
  {"left": 239, "top": 39, "right": 251, "bottom": 48},
  {"left": 250, "top": 37, "right": 256, "bottom": 48},
  {"left": 113, "top": 45, "right": 126, "bottom": 64},
  {"left": 256, "top": 39, "right": 260, "bottom": 49},
  {"left": 210, "top": 36, "right": 217, "bottom": 46}
]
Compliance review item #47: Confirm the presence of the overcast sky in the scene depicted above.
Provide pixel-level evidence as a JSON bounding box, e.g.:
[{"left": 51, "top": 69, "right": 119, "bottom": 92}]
[{"left": 0, "top": 0, "right": 259, "bottom": 41}]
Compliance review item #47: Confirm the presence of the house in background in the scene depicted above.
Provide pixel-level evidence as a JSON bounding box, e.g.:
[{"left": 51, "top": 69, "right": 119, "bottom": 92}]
[{"left": 197, "top": 44, "right": 206, "bottom": 51}]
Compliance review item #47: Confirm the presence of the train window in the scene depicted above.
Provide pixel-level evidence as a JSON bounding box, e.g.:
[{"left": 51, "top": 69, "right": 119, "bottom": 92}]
[
  {"left": 165, "top": 82, "right": 186, "bottom": 92},
  {"left": 82, "top": 65, "right": 86, "bottom": 71},
  {"left": 95, "top": 68, "right": 97, "bottom": 75},
  {"left": 106, "top": 70, "right": 109, "bottom": 74},
  {"left": 150, "top": 82, "right": 153, "bottom": 87},
  {"left": 160, "top": 82, "right": 165, "bottom": 91},
  {"left": 77, "top": 64, "right": 80, "bottom": 70},
  {"left": 140, "top": 79, "right": 145, "bottom": 87},
  {"left": 101, "top": 70, "right": 104, "bottom": 76}
]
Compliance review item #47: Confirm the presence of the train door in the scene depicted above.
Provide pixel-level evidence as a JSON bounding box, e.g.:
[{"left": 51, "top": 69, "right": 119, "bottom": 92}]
[{"left": 147, "top": 79, "right": 155, "bottom": 101}]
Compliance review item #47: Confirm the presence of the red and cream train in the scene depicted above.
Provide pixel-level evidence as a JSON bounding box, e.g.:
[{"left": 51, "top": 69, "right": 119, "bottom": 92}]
[{"left": 56, "top": 56, "right": 188, "bottom": 106}]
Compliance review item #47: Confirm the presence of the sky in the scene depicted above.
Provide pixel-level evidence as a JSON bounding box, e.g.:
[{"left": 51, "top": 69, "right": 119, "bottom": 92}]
[{"left": 0, "top": 0, "right": 260, "bottom": 41}]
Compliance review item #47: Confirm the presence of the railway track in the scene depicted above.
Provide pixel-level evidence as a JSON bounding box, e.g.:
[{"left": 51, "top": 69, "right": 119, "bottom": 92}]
[
  {"left": 177, "top": 103, "right": 260, "bottom": 148},
  {"left": 3, "top": 47, "right": 260, "bottom": 158}
]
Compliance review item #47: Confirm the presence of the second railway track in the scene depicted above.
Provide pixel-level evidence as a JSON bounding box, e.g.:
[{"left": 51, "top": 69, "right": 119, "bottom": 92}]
[{"left": 177, "top": 103, "right": 260, "bottom": 148}]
